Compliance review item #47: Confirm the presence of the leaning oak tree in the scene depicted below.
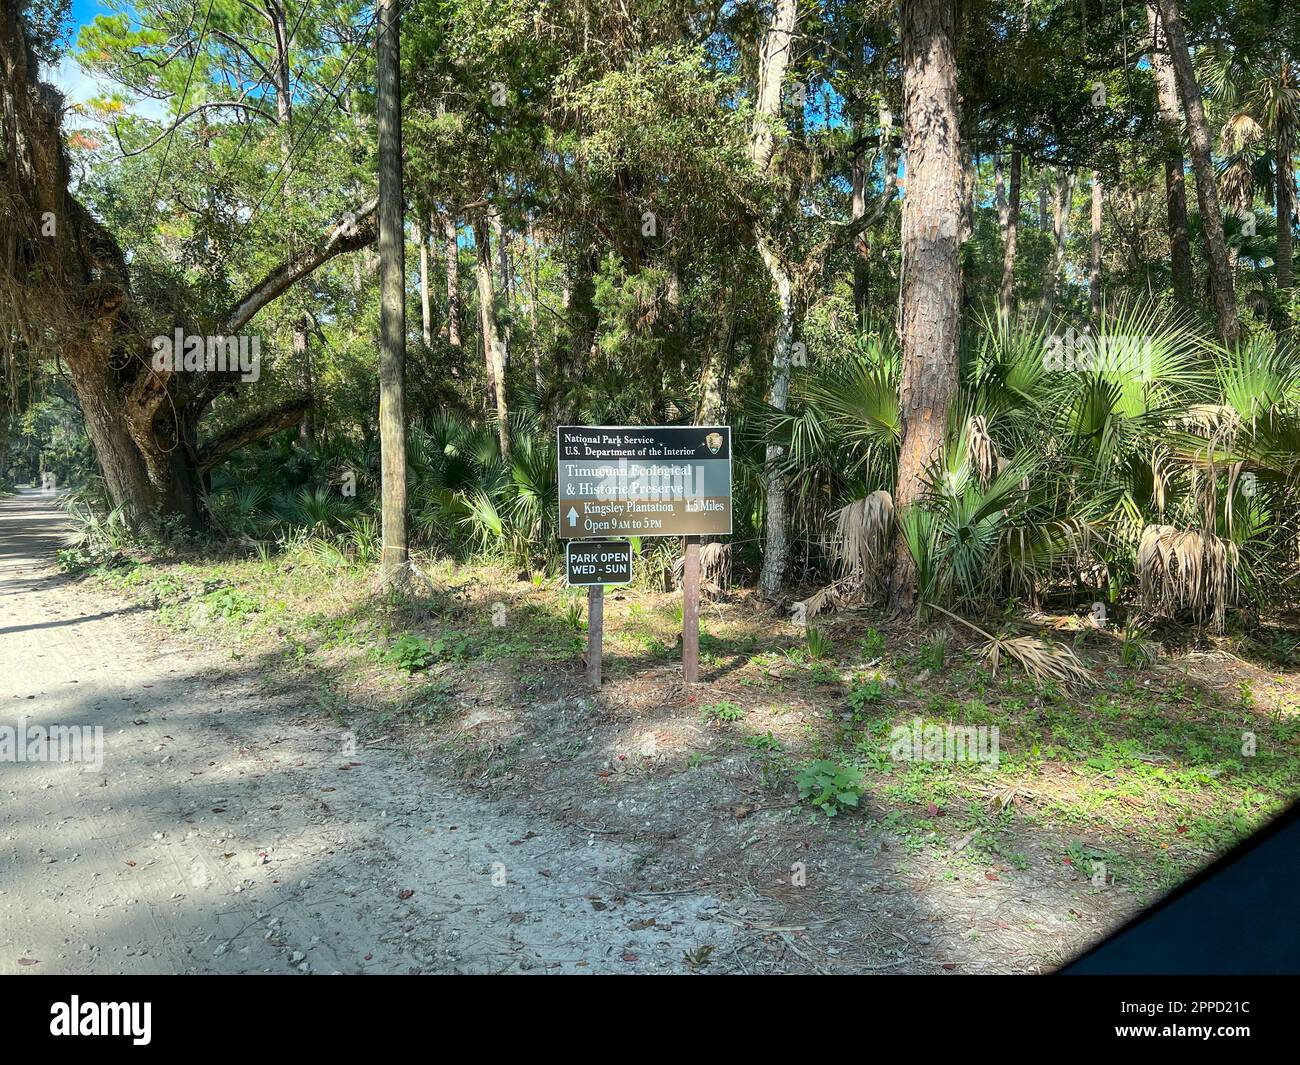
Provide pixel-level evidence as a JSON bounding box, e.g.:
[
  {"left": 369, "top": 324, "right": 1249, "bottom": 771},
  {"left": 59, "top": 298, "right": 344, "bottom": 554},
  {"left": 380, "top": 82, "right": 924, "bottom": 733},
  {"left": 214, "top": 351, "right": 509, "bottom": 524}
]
[{"left": 1, "top": 4, "right": 377, "bottom": 526}]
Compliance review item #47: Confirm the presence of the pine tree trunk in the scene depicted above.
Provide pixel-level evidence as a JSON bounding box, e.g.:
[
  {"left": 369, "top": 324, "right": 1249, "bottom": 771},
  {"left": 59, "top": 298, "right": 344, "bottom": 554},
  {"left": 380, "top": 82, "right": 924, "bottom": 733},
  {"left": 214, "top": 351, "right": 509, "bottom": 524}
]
[
  {"left": 961, "top": 146, "right": 976, "bottom": 242},
  {"left": 1041, "top": 169, "right": 1076, "bottom": 318},
  {"left": 1090, "top": 170, "right": 1103, "bottom": 318},
  {"left": 417, "top": 216, "right": 432, "bottom": 346},
  {"left": 376, "top": 0, "right": 409, "bottom": 585},
  {"left": 756, "top": 244, "right": 797, "bottom": 598},
  {"left": 474, "top": 215, "right": 510, "bottom": 461},
  {"left": 294, "top": 318, "right": 314, "bottom": 445},
  {"left": 750, "top": 0, "right": 799, "bottom": 597},
  {"left": 1277, "top": 119, "right": 1294, "bottom": 314},
  {"left": 527, "top": 215, "right": 543, "bottom": 389},
  {"left": 490, "top": 206, "right": 512, "bottom": 370},
  {"left": 1154, "top": 0, "right": 1241, "bottom": 346},
  {"left": 852, "top": 150, "right": 870, "bottom": 326},
  {"left": 998, "top": 150, "right": 1021, "bottom": 316},
  {"left": 890, "top": 0, "right": 963, "bottom": 607},
  {"left": 443, "top": 215, "right": 462, "bottom": 349},
  {"left": 1146, "top": 2, "right": 1195, "bottom": 307}
]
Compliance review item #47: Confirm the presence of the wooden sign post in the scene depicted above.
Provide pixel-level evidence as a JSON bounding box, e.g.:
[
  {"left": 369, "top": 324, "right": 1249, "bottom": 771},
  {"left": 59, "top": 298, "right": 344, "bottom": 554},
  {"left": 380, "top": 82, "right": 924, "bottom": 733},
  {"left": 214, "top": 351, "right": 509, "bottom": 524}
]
[
  {"left": 557, "top": 426, "right": 732, "bottom": 686},
  {"left": 682, "top": 535, "right": 701, "bottom": 683},
  {"left": 587, "top": 585, "right": 604, "bottom": 687}
]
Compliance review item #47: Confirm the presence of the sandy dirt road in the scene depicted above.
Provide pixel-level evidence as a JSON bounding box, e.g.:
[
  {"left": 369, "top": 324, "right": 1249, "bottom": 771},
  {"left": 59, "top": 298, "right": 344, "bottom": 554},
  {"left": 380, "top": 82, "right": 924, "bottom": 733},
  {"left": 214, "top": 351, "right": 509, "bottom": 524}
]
[{"left": 0, "top": 489, "right": 740, "bottom": 974}]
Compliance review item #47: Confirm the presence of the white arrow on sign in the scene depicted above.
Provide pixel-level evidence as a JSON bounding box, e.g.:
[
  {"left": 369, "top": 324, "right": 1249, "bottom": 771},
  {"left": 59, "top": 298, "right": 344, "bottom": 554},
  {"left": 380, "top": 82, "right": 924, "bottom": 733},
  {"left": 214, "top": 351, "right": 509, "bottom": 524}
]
[{"left": 567, "top": 507, "right": 578, "bottom": 527}]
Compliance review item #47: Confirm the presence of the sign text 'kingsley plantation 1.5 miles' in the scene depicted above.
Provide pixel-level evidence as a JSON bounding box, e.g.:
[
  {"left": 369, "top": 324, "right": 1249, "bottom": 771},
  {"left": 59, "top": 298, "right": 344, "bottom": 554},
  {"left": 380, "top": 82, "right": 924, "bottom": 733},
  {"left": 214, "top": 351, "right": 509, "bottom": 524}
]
[{"left": 557, "top": 425, "right": 732, "bottom": 538}]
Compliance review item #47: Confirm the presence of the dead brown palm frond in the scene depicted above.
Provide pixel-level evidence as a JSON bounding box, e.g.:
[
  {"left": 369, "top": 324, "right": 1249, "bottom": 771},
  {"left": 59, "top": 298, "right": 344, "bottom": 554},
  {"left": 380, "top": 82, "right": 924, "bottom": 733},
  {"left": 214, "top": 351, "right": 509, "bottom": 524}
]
[
  {"left": 1137, "top": 524, "right": 1240, "bottom": 632},
  {"left": 700, "top": 541, "right": 732, "bottom": 590},
  {"left": 789, "top": 492, "right": 895, "bottom": 625},
  {"left": 1222, "top": 112, "right": 1264, "bottom": 152},
  {"left": 1178, "top": 403, "right": 1242, "bottom": 442},
  {"left": 1218, "top": 148, "right": 1258, "bottom": 214},
  {"left": 1150, "top": 447, "right": 1173, "bottom": 516},
  {"left": 966, "top": 415, "right": 997, "bottom": 489},
  {"left": 1224, "top": 460, "right": 1247, "bottom": 531},
  {"left": 928, "top": 605, "right": 1093, "bottom": 688},
  {"left": 981, "top": 634, "right": 1094, "bottom": 687},
  {"left": 791, "top": 581, "right": 840, "bottom": 625},
  {"left": 827, "top": 490, "right": 894, "bottom": 586}
]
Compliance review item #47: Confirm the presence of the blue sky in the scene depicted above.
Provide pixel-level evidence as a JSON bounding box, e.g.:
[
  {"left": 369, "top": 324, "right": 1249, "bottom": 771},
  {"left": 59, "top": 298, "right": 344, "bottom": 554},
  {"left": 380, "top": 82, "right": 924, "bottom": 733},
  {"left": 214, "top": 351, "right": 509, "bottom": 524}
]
[
  {"left": 50, "top": 1, "right": 166, "bottom": 124},
  {"left": 70, "top": 1, "right": 115, "bottom": 32}
]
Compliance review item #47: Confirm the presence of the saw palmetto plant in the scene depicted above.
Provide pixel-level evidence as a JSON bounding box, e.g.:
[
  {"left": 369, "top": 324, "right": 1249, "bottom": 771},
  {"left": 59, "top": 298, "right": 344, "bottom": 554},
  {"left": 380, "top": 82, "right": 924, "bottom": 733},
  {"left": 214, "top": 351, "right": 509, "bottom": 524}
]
[{"left": 779, "top": 303, "right": 1299, "bottom": 634}]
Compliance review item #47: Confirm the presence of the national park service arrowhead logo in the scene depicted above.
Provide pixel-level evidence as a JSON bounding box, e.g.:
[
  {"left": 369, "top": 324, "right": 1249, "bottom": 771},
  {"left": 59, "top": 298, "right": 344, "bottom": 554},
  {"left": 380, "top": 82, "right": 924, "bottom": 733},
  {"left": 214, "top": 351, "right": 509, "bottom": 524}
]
[{"left": 705, "top": 432, "right": 723, "bottom": 455}]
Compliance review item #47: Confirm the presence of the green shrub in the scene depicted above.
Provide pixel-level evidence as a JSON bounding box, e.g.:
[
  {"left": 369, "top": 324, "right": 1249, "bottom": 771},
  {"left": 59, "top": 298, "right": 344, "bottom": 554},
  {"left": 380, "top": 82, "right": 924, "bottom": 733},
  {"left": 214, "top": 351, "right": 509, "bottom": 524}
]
[
  {"left": 859, "top": 628, "right": 886, "bottom": 659},
  {"left": 383, "top": 632, "right": 476, "bottom": 673},
  {"left": 795, "top": 759, "right": 866, "bottom": 816},
  {"left": 702, "top": 700, "right": 746, "bottom": 723},
  {"left": 847, "top": 674, "right": 889, "bottom": 713},
  {"left": 202, "top": 585, "right": 260, "bottom": 620},
  {"left": 385, "top": 634, "right": 437, "bottom": 673}
]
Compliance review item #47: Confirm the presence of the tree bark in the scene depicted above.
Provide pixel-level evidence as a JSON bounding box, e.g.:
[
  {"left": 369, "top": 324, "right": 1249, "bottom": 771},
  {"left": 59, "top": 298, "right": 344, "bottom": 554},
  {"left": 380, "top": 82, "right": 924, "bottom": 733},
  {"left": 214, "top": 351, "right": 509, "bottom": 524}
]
[
  {"left": 1154, "top": 0, "right": 1241, "bottom": 346},
  {"left": 890, "top": 0, "right": 963, "bottom": 607},
  {"left": 224, "top": 200, "right": 378, "bottom": 331},
  {"left": 748, "top": 0, "right": 797, "bottom": 174},
  {"left": 1090, "top": 170, "right": 1103, "bottom": 319},
  {"left": 526, "top": 214, "right": 543, "bottom": 389},
  {"left": 1277, "top": 117, "right": 1294, "bottom": 313},
  {"left": 749, "top": 0, "right": 799, "bottom": 598},
  {"left": 416, "top": 216, "right": 432, "bottom": 346},
  {"left": 998, "top": 150, "right": 1022, "bottom": 316},
  {"left": 473, "top": 215, "right": 510, "bottom": 461},
  {"left": 376, "top": 0, "right": 409, "bottom": 585},
  {"left": 1041, "top": 169, "right": 1076, "bottom": 318},
  {"left": 961, "top": 145, "right": 976, "bottom": 243},
  {"left": 756, "top": 242, "right": 798, "bottom": 598},
  {"left": 443, "top": 214, "right": 462, "bottom": 348},
  {"left": 199, "top": 396, "right": 314, "bottom": 475},
  {"left": 490, "top": 205, "right": 512, "bottom": 370},
  {"left": 1146, "top": 2, "right": 1194, "bottom": 307},
  {"left": 293, "top": 316, "right": 314, "bottom": 445},
  {"left": 851, "top": 149, "right": 870, "bottom": 326}
]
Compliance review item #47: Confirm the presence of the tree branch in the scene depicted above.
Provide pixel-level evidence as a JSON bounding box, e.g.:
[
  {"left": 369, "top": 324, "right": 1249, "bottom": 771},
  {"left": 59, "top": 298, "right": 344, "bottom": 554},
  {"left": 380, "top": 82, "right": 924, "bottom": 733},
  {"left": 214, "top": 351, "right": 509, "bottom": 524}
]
[
  {"left": 811, "top": 166, "right": 899, "bottom": 263},
  {"left": 113, "top": 100, "right": 272, "bottom": 158},
  {"left": 222, "top": 197, "right": 378, "bottom": 333},
  {"left": 197, "top": 395, "right": 312, "bottom": 474}
]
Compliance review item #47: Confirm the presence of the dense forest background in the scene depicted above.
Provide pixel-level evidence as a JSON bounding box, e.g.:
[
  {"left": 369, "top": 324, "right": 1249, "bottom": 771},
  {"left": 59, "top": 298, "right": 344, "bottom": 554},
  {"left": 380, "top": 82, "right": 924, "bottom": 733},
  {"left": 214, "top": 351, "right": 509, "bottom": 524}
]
[{"left": 3, "top": 0, "right": 1299, "bottom": 632}]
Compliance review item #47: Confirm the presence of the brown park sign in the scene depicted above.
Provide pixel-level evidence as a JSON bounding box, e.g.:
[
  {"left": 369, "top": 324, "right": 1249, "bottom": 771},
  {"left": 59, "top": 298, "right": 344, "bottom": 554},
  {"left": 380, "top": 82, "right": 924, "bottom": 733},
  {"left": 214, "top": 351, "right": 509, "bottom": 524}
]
[{"left": 557, "top": 425, "right": 732, "bottom": 539}]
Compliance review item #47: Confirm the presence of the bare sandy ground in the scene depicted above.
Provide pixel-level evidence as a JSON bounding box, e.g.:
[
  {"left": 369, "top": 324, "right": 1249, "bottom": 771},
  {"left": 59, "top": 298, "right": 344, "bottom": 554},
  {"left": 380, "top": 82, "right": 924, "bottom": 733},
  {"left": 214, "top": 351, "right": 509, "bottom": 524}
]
[{"left": 0, "top": 489, "right": 741, "bottom": 974}]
